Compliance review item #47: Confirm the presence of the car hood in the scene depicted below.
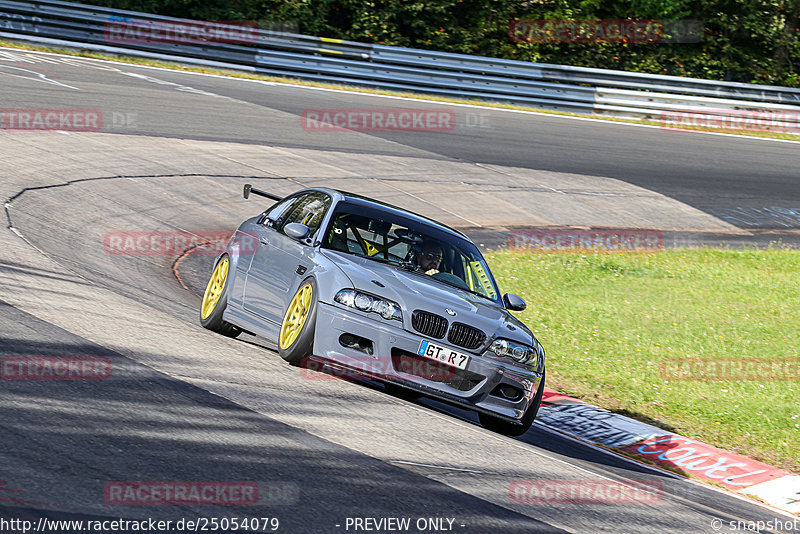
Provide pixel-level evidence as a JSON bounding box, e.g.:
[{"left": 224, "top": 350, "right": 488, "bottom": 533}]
[{"left": 321, "top": 249, "right": 536, "bottom": 348}]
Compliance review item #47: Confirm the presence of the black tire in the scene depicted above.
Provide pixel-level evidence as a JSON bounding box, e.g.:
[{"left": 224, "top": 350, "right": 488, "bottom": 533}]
[
  {"left": 199, "top": 254, "right": 241, "bottom": 338},
  {"left": 479, "top": 370, "right": 545, "bottom": 436},
  {"left": 278, "top": 278, "right": 318, "bottom": 366}
]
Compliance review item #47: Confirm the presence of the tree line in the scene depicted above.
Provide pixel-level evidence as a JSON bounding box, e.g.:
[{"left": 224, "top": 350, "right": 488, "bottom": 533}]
[{"left": 78, "top": 0, "right": 799, "bottom": 87}]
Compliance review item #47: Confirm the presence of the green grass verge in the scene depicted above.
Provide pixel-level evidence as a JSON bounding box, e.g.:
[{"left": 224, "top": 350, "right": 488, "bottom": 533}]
[
  {"left": 486, "top": 248, "right": 800, "bottom": 472},
  {"left": 2, "top": 38, "right": 800, "bottom": 142}
]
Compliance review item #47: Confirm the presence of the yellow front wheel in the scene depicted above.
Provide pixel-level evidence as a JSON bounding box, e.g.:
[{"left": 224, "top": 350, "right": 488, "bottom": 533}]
[{"left": 278, "top": 278, "right": 317, "bottom": 365}]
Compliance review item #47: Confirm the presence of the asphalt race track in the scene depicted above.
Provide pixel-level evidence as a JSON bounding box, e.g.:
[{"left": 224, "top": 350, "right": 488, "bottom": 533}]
[{"left": 2, "top": 48, "right": 799, "bottom": 533}]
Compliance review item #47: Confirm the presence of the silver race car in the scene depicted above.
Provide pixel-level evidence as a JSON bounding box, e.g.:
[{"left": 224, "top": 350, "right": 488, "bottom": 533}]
[{"left": 200, "top": 184, "right": 546, "bottom": 435}]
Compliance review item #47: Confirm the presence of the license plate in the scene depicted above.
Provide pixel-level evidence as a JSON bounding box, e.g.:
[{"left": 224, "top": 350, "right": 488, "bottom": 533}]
[{"left": 417, "top": 340, "right": 470, "bottom": 370}]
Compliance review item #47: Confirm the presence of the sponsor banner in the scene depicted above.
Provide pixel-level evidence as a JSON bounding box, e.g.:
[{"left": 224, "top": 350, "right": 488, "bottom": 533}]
[
  {"left": 537, "top": 402, "right": 664, "bottom": 448},
  {"left": 0, "top": 109, "right": 102, "bottom": 131},
  {"left": 301, "top": 108, "right": 456, "bottom": 132},
  {"left": 104, "top": 17, "right": 259, "bottom": 45},
  {"left": 660, "top": 358, "right": 799, "bottom": 381},
  {"left": 1, "top": 357, "right": 111, "bottom": 380},
  {"left": 621, "top": 435, "right": 789, "bottom": 490},
  {"left": 509, "top": 19, "right": 703, "bottom": 44},
  {"left": 509, "top": 479, "right": 663, "bottom": 504},
  {"left": 538, "top": 388, "right": 799, "bottom": 513},
  {"left": 660, "top": 109, "right": 800, "bottom": 135},
  {"left": 103, "top": 231, "right": 257, "bottom": 256},
  {"left": 508, "top": 229, "right": 664, "bottom": 251},
  {"left": 738, "top": 475, "right": 800, "bottom": 515}
]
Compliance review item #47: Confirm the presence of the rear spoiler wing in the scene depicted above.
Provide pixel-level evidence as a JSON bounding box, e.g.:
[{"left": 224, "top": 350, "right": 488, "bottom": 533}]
[{"left": 243, "top": 183, "right": 282, "bottom": 202}]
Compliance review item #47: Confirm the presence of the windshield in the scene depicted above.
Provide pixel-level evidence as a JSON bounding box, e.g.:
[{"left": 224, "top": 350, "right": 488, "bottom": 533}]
[{"left": 322, "top": 202, "right": 501, "bottom": 302}]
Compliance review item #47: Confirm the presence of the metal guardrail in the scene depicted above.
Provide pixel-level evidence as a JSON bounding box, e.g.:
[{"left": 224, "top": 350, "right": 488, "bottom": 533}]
[{"left": 2, "top": 0, "right": 800, "bottom": 127}]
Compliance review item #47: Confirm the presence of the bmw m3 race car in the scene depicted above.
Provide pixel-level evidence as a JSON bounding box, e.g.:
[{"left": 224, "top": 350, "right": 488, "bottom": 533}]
[{"left": 200, "top": 184, "right": 546, "bottom": 435}]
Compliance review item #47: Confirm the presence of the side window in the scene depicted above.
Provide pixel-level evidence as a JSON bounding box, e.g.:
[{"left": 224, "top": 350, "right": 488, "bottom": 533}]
[
  {"left": 262, "top": 195, "right": 304, "bottom": 229},
  {"left": 278, "top": 193, "right": 331, "bottom": 237}
]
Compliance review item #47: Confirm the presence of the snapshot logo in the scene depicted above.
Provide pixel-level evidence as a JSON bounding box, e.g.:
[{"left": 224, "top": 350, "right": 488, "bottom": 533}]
[
  {"left": 660, "top": 358, "right": 799, "bottom": 382},
  {"left": 660, "top": 109, "right": 800, "bottom": 135},
  {"left": 508, "top": 229, "right": 664, "bottom": 251},
  {"left": 104, "top": 482, "right": 258, "bottom": 505},
  {"left": 103, "top": 231, "right": 257, "bottom": 256},
  {"left": 301, "top": 108, "right": 456, "bottom": 133},
  {"left": 301, "top": 354, "right": 457, "bottom": 382},
  {"left": 509, "top": 479, "right": 663, "bottom": 504},
  {"left": 718, "top": 518, "right": 800, "bottom": 532},
  {"left": 1, "top": 357, "right": 112, "bottom": 380},
  {"left": 0, "top": 109, "right": 102, "bottom": 131},
  {"left": 104, "top": 17, "right": 259, "bottom": 45},
  {"left": 509, "top": 19, "right": 703, "bottom": 44}
]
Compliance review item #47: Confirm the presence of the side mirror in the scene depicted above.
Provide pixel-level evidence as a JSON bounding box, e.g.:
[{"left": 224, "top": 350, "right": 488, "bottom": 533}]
[
  {"left": 243, "top": 184, "right": 252, "bottom": 199},
  {"left": 284, "top": 222, "right": 310, "bottom": 241},
  {"left": 503, "top": 293, "right": 526, "bottom": 311}
]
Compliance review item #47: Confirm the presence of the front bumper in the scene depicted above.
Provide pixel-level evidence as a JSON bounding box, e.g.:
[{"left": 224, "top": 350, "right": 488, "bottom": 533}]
[{"left": 312, "top": 301, "right": 543, "bottom": 423}]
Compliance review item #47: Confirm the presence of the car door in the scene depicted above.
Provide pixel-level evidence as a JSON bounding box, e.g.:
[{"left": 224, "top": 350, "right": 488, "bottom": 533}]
[
  {"left": 230, "top": 195, "right": 299, "bottom": 310},
  {"left": 243, "top": 192, "right": 331, "bottom": 323}
]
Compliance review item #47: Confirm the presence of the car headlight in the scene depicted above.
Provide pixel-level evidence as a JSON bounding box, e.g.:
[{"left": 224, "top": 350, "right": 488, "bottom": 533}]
[
  {"left": 334, "top": 289, "right": 402, "bottom": 321},
  {"left": 489, "top": 338, "right": 539, "bottom": 366}
]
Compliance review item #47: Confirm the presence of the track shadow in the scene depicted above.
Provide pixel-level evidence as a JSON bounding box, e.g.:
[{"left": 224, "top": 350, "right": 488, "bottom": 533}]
[{"left": 0, "top": 300, "right": 563, "bottom": 534}]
